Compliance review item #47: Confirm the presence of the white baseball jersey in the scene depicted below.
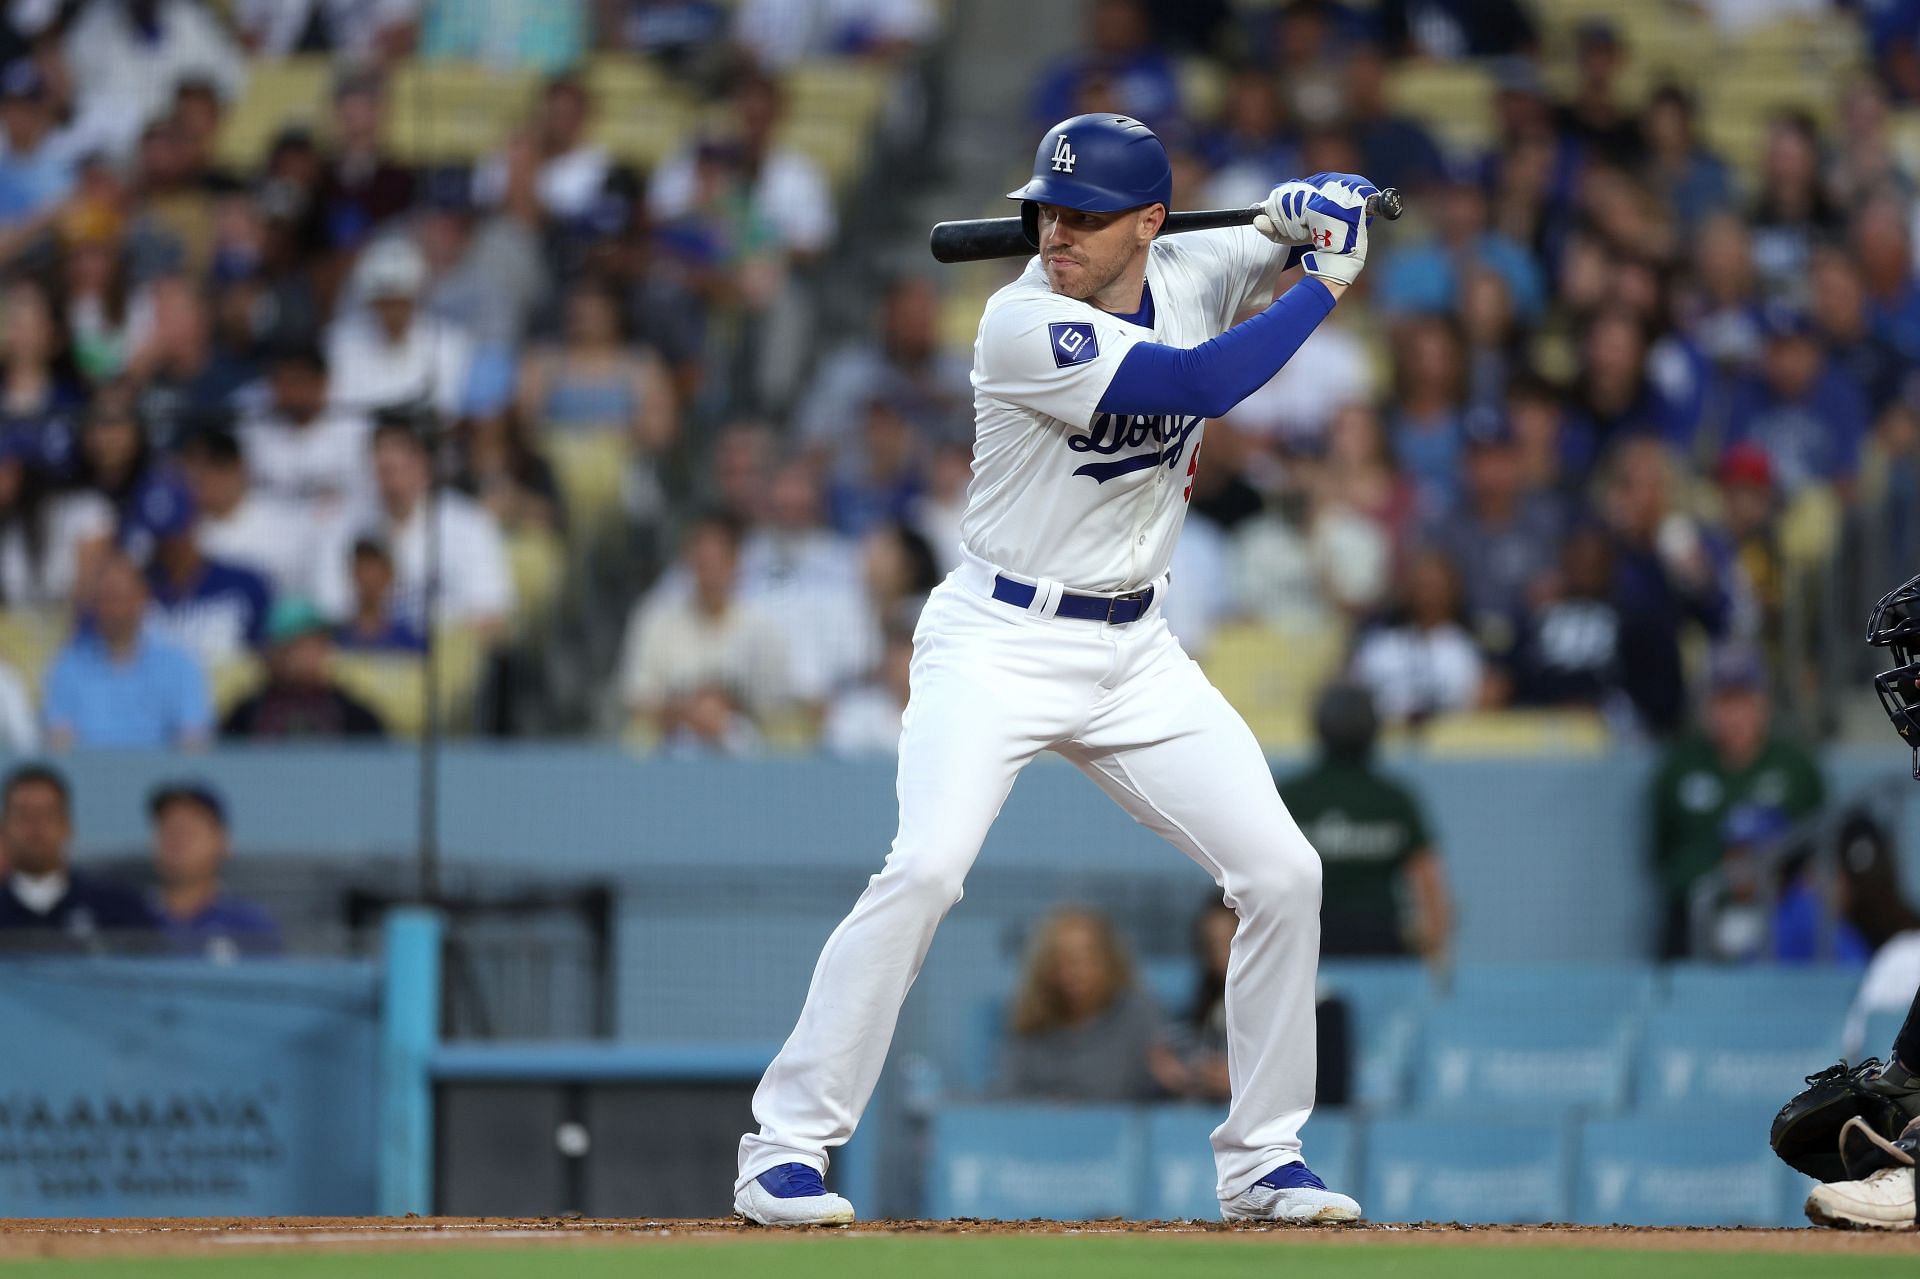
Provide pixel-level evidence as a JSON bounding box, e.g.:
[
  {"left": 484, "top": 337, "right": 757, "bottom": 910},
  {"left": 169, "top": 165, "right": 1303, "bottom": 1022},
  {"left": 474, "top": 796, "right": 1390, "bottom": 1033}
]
[{"left": 964, "top": 226, "right": 1288, "bottom": 593}]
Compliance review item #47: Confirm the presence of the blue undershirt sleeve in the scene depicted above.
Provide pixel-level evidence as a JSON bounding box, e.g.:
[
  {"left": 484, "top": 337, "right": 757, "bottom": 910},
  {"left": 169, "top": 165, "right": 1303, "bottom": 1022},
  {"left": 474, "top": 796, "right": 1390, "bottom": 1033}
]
[{"left": 1095, "top": 274, "right": 1335, "bottom": 420}]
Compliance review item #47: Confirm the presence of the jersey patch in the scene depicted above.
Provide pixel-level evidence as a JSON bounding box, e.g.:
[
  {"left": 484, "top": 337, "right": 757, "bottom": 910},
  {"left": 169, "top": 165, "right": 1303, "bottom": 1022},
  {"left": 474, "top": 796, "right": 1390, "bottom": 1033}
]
[{"left": 1048, "top": 321, "right": 1099, "bottom": 368}]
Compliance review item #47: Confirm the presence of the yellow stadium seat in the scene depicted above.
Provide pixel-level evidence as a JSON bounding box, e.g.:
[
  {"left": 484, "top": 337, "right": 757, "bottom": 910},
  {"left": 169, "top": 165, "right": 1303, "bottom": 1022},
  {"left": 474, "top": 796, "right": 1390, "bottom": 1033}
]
[
  {"left": 0, "top": 606, "right": 68, "bottom": 702},
  {"left": 383, "top": 62, "right": 539, "bottom": 164},
  {"left": 778, "top": 116, "right": 868, "bottom": 188},
  {"left": 545, "top": 430, "right": 629, "bottom": 544},
  {"left": 211, "top": 657, "right": 265, "bottom": 716},
  {"left": 505, "top": 527, "right": 566, "bottom": 633},
  {"left": 1414, "top": 709, "right": 1611, "bottom": 757},
  {"left": 332, "top": 624, "right": 486, "bottom": 737},
  {"left": 1199, "top": 619, "right": 1347, "bottom": 750},
  {"left": 785, "top": 58, "right": 890, "bottom": 122},
  {"left": 213, "top": 56, "right": 333, "bottom": 170},
  {"left": 1178, "top": 55, "right": 1227, "bottom": 125},
  {"left": 1384, "top": 62, "right": 1495, "bottom": 155}
]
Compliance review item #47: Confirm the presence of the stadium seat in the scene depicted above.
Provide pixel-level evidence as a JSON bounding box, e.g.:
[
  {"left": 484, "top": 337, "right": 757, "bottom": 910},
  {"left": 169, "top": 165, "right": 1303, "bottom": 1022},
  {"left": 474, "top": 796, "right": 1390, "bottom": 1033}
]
[
  {"left": 383, "top": 62, "right": 539, "bottom": 163},
  {"left": 1857, "top": 1010, "right": 1909, "bottom": 1064},
  {"left": 1198, "top": 619, "right": 1344, "bottom": 750},
  {"left": 1442, "top": 963, "right": 1657, "bottom": 1024},
  {"left": 1416, "top": 1007, "right": 1634, "bottom": 1112},
  {"left": 1575, "top": 1109, "right": 1802, "bottom": 1227},
  {"left": 1363, "top": 1115, "right": 1573, "bottom": 1224},
  {"left": 1319, "top": 960, "right": 1432, "bottom": 1109},
  {"left": 1634, "top": 1004, "right": 1845, "bottom": 1108},
  {"left": 1138, "top": 1105, "right": 1357, "bottom": 1221},
  {"left": 1418, "top": 710, "right": 1610, "bottom": 756},
  {"left": 925, "top": 1103, "right": 1142, "bottom": 1220},
  {"left": 213, "top": 56, "right": 333, "bottom": 170},
  {"left": 0, "top": 604, "right": 70, "bottom": 701}
]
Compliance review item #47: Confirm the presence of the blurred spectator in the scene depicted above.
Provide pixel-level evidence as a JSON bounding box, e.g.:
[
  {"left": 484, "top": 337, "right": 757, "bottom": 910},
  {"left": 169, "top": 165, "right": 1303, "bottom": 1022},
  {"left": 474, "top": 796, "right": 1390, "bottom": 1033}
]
[
  {"left": 617, "top": 512, "right": 788, "bottom": 737},
  {"left": 1508, "top": 522, "right": 1630, "bottom": 718},
  {"left": 1031, "top": 0, "right": 1179, "bottom": 130},
  {"left": 648, "top": 71, "right": 836, "bottom": 259},
  {"left": 737, "top": 459, "right": 861, "bottom": 596},
  {"left": 43, "top": 552, "right": 211, "bottom": 750},
  {"left": 794, "top": 275, "right": 970, "bottom": 462},
  {"left": 827, "top": 397, "right": 926, "bottom": 537},
  {"left": 1425, "top": 409, "right": 1565, "bottom": 655},
  {"left": 146, "top": 780, "right": 282, "bottom": 957},
  {"left": 1278, "top": 682, "right": 1452, "bottom": 962},
  {"left": 0, "top": 654, "right": 33, "bottom": 751},
  {"left": 0, "top": 61, "right": 80, "bottom": 224},
  {"left": 1552, "top": 21, "right": 1643, "bottom": 168},
  {"left": 238, "top": 343, "right": 372, "bottom": 528},
  {"left": 0, "top": 276, "right": 83, "bottom": 425},
  {"left": 473, "top": 74, "right": 609, "bottom": 223},
  {"left": 333, "top": 536, "right": 426, "bottom": 653},
  {"left": 1748, "top": 111, "right": 1843, "bottom": 294},
  {"left": 1562, "top": 309, "right": 1686, "bottom": 478},
  {"left": 822, "top": 624, "right": 911, "bottom": 757},
  {"left": 1717, "top": 443, "right": 1783, "bottom": 635},
  {"left": 0, "top": 764, "right": 157, "bottom": 939},
  {"left": 59, "top": 208, "right": 138, "bottom": 383},
  {"left": 1650, "top": 647, "right": 1824, "bottom": 956},
  {"left": 1673, "top": 212, "right": 1761, "bottom": 372},
  {"left": 134, "top": 473, "right": 272, "bottom": 669},
  {"left": 1724, "top": 303, "right": 1869, "bottom": 496},
  {"left": 0, "top": 430, "right": 110, "bottom": 607},
  {"left": 232, "top": 0, "right": 419, "bottom": 61},
  {"left": 1601, "top": 436, "right": 1735, "bottom": 734},
  {"left": 313, "top": 417, "right": 515, "bottom": 636},
  {"left": 1231, "top": 471, "right": 1391, "bottom": 631},
  {"left": 451, "top": 407, "right": 564, "bottom": 543},
  {"left": 419, "top": 0, "right": 585, "bottom": 72},
  {"left": 1350, "top": 547, "right": 1488, "bottom": 724},
  {"left": 1341, "top": 43, "right": 1444, "bottom": 192},
  {"left": 330, "top": 237, "right": 473, "bottom": 419},
  {"left": 1225, "top": 316, "right": 1375, "bottom": 458},
  {"left": 223, "top": 598, "right": 386, "bottom": 739},
  {"left": 600, "top": 1, "right": 728, "bottom": 67},
  {"left": 318, "top": 71, "right": 415, "bottom": 255},
  {"left": 1826, "top": 79, "right": 1912, "bottom": 210},
  {"left": 1163, "top": 503, "right": 1231, "bottom": 659},
  {"left": 733, "top": 0, "right": 937, "bottom": 67},
  {"left": 997, "top": 907, "right": 1170, "bottom": 1101},
  {"left": 1196, "top": 69, "right": 1300, "bottom": 208},
  {"left": 62, "top": 0, "right": 246, "bottom": 160},
  {"left": 909, "top": 440, "right": 969, "bottom": 572},
  {"left": 125, "top": 274, "right": 250, "bottom": 449},
  {"left": 1457, "top": 264, "right": 1521, "bottom": 411},
  {"left": 1377, "top": 0, "right": 1537, "bottom": 57},
  {"left": 179, "top": 427, "right": 312, "bottom": 599},
  {"left": 1642, "top": 83, "right": 1732, "bottom": 230},
  {"left": 77, "top": 387, "right": 162, "bottom": 528},
  {"left": 1375, "top": 178, "right": 1545, "bottom": 322},
  {"left": 1809, "top": 247, "right": 1906, "bottom": 415},
  {"left": 660, "top": 682, "right": 762, "bottom": 756},
  {"left": 418, "top": 162, "right": 546, "bottom": 352},
  {"left": 1852, "top": 195, "right": 1920, "bottom": 364},
  {"left": 1383, "top": 315, "right": 1468, "bottom": 518}
]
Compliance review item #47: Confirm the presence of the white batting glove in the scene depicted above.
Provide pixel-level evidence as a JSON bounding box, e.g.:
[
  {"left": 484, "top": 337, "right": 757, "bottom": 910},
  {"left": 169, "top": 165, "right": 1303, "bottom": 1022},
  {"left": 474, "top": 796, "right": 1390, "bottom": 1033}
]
[
  {"left": 1252, "top": 180, "right": 1318, "bottom": 245},
  {"left": 1295, "top": 173, "right": 1377, "bottom": 287}
]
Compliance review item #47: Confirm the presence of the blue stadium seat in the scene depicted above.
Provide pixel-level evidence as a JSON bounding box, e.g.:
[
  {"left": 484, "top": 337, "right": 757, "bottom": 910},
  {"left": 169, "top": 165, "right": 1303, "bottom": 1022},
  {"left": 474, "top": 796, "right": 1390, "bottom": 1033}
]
[
  {"left": 1138, "top": 958, "right": 1199, "bottom": 1019},
  {"left": 1318, "top": 961, "right": 1434, "bottom": 1109},
  {"left": 925, "top": 1104, "right": 1142, "bottom": 1220},
  {"left": 950, "top": 963, "right": 1191, "bottom": 1099},
  {"left": 1857, "top": 1009, "right": 1907, "bottom": 1064},
  {"left": 1363, "top": 1115, "right": 1572, "bottom": 1224},
  {"left": 1576, "top": 1110, "right": 1801, "bottom": 1227},
  {"left": 1635, "top": 1004, "right": 1845, "bottom": 1108},
  {"left": 1416, "top": 1008, "right": 1634, "bottom": 1111},
  {"left": 1444, "top": 963, "right": 1657, "bottom": 1023},
  {"left": 1137, "top": 1105, "right": 1358, "bottom": 1220},
  {"left": 1662, "top": 965, "right": 1861, "bottom": 1016}
]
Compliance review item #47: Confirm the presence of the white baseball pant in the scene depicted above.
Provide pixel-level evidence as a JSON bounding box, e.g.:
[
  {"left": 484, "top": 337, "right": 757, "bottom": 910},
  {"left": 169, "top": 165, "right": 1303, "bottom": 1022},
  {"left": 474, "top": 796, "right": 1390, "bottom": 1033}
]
[{"left": 737, "top": 553, "right": 1324, "bottom": 1201}]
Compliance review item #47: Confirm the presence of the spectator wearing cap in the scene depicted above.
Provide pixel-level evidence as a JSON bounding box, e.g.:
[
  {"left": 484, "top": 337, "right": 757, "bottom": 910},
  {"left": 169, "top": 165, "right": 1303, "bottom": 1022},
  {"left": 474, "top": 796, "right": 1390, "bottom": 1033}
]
[
  {"left": 0, "top": 764, "right": 159, "bottom": 942},
  {"left": 328, "top": 237, "right": 473, "bottom": 420},
  {"left": 313, "top": 417, "right": 514, "bottom": 637},
  {"left": 222, "top": 599, "right": 384, "bottom": 740},
  {"left": 43, "top": 552, "right": 211, "bottom": 750},
  {"left": 147, "top": 781, "right": 282, "bottom": 957},
  {"left": 332, "top": 536, "right": 425, "bottom": 653},
  {"left": 238, "top": 343, "right": 375, "bottom": 529},
  {"left": 1029, "top": 0, "right": 1180, "bottom": 130},
  {"left": 1723, "top": 303, "right": 1871, "bottom": 497},
  {"left": 1717, "top": 443, "right": 1783, "bottom": 635},
  {"left": 0, "top": 424, "right": 112, "bottom": 607},
  {"left": 178, "top": 427, "right": 312, "bottom": 598},
  {"left": 417, "top": 162, "right": 545, "bottom": 353},
  {"left": 0, "top": 60, "right": 80, "bottom": 224},
  {"left": 1649, "top": 647, "right": 1825, "bottom": 957},
  {"left": 62, "top": 0, "right": 246, "bottom": 161},
  {"left": 472, "top": 73, "right": 609, "bottom": 222},
  {"left": 1277, "top": 683, "right": 1452, "bottom": 962},
  {"left": 317, "top": 70, "right": 415, "bottom": 253},
  {"left": 1424, "top": 409, "right": 1566, "bottom": 657},
  {"left": 136, "top": 473, "right": 272, "bottom": 669}
]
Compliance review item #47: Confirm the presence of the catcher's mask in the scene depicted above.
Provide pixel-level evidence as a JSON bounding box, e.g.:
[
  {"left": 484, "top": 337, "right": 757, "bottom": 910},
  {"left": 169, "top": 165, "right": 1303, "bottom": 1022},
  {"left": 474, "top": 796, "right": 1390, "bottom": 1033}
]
[{"left": 1867, "top": 571, "right": 1920, "bottom": 778}]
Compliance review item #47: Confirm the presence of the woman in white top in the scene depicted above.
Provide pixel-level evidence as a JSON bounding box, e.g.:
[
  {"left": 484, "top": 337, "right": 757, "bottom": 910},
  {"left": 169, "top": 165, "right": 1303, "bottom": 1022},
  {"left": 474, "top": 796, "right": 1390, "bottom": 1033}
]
[
  {"left": 0, "top": 438, "right": 111, "bottom": 608},
  {"left": 1350, "top": 547, "right": 1491, "bottom": 725}
]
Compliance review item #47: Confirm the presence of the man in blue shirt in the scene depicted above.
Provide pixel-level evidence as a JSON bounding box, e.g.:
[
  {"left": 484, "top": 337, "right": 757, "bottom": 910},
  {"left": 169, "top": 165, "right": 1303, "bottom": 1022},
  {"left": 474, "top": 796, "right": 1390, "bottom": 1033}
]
[
  {"left": 1724, "top": 304, "right": 1871, "bottom": 497},
  {"left": 0, "top": 62, "right": 77, "bottom": 224},
  {"left": 134, "top": 471, "right": 272, "bottom": 669},
  {"left": 0, "top": 764, "right": 159, "bottom": 946},
  {"left": 43, "top": 554, "right": 212, "bottom": 750},
  {"left": 147, "top": 781, "right": 281, "bottom": 958}
]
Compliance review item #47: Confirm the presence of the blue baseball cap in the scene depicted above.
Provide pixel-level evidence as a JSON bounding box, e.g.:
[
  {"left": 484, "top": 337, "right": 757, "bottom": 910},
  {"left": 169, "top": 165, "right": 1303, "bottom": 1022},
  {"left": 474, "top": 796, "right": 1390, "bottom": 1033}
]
[
  {"left": 130, "top": 472, "right": 197, "bottom": 540},
  {"left": 148, "top": 780, "right": 226, "bottom": 827}
]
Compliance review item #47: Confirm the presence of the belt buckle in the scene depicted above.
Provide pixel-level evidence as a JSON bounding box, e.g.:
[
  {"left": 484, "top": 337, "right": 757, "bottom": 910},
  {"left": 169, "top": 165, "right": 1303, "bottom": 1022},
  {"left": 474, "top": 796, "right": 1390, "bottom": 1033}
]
[{"left": 1105, "top": 587, "right": 1148, "bottom": 624}]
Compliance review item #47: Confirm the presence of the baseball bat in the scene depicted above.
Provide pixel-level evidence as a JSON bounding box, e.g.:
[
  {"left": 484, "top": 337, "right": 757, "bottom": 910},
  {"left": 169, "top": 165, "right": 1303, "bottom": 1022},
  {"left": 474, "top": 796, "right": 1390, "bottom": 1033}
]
[{"left": 929, "top": 188, "right": 1405, "bottom": 264}]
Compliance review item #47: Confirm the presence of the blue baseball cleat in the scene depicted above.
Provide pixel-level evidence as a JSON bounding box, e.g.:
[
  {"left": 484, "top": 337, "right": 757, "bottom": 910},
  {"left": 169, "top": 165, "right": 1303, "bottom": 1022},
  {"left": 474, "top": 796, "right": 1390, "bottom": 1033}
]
[
  {"left": 1220, "top": 1161, "right": 1363, "bottom": 1223},
  {"left": 733, "top": 1162, "right": 856, "bottom": 1226}
]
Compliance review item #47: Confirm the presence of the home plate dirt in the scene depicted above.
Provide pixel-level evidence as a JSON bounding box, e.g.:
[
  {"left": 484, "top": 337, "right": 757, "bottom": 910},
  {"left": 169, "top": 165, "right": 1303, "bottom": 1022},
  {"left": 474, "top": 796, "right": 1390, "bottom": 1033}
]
[{"left": 0, "top": 1218, "right": 1914, "bottom": 1260}]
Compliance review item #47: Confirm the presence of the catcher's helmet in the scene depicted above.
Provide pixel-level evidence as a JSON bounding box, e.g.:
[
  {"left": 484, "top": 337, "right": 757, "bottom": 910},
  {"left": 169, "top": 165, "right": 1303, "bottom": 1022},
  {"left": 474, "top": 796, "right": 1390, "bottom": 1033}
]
[
  {"left": 1867, "top": 571, "right": 1920, "bottom": 777},
  {"left": 1005, "top": 113, "right": 1172, "bottom": 249}
]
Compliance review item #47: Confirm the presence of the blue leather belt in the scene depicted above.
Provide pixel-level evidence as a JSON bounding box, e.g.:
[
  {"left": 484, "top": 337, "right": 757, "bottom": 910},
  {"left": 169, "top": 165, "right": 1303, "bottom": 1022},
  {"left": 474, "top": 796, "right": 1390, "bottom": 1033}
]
[{"left": 991, "top": 575, "right": 1155, "bottom": 624}]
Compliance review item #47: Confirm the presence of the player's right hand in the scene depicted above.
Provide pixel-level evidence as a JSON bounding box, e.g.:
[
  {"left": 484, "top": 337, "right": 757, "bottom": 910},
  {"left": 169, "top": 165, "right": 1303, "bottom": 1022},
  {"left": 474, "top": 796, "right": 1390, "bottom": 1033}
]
[{"left": 1251, "top": 180, "right": 1316, "bottom": 245}]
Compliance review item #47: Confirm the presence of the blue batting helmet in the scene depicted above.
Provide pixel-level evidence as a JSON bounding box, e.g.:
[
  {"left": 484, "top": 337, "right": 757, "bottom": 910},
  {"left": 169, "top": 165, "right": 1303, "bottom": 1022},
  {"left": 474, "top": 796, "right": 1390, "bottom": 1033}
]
[{"left": 1006, "top": 114, "right": 1172, "bottom": 248}]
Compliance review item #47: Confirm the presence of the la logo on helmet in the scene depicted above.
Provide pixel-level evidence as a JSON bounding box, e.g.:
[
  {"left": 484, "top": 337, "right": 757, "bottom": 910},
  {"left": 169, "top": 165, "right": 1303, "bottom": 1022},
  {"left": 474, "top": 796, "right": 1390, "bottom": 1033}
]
[{"left": 1050, "top": 135, "right": 1076, "bottom": 173}]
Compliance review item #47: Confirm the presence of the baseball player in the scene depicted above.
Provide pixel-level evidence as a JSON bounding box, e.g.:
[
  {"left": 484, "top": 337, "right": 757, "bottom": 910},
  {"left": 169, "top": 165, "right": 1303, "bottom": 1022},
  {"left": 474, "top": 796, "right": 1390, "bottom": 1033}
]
[
  {"left": 733, "top": 114, "right": 1375, "bottom": 1226},
  {"left": 1796, "top": 571, "right": 1920, "bottom": 1230}
]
